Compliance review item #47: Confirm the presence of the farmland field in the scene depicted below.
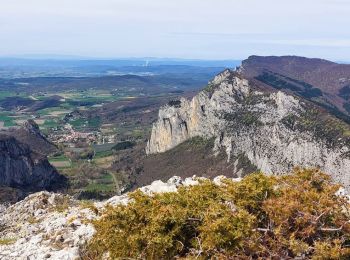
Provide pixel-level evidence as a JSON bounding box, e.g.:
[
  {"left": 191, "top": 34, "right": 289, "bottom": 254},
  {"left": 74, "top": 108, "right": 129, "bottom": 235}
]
[{"left": 0, "top": 62, "right": 232, "bottom": 199}]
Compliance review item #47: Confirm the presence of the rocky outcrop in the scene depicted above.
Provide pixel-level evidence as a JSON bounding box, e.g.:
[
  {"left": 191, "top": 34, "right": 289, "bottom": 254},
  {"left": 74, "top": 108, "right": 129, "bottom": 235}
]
[
  {"left": 0, "top": 134, "right": 65, "bottom": 192},
  {"left": 0, "top": 192, "right": 96, "bottom": 260},
  {"left": 146, "top": 69, "right": 350, "bottom": 189},
  {"left": 0, "top": 176, "right": 209, "bottom": 259},
  {"left": 146, "top": 69, "right": 235, "bottom": 154},
  {"left": 7, "top": 119, "right": 58, "bottom": 156}
]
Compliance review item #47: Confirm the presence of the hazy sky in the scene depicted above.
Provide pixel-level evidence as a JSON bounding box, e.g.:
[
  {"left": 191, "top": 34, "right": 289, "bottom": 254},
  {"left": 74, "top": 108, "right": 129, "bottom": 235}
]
[{"left": 1, "top": 0, "right": 350, "bottom": 60}]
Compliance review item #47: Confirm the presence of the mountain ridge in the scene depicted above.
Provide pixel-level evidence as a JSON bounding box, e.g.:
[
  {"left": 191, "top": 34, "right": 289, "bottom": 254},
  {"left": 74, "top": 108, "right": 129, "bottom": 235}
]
[
  {"left": 146, "top": 58, "right": 350, "bottom": 189},
  {"left": 240, "top": 55, "right": 350, "bottom": 121}
]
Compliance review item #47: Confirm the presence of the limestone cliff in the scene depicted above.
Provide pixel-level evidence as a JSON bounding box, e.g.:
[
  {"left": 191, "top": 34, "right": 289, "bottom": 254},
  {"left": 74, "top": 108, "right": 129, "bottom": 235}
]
[
  {"left": 0, "top": 134, "right": 65, "bottom": 192},
  {"left": 146, "top": 69, "right": 350, "bottom": 189},
  {"left": 5, "top": 119, "right": 58, "bottom": 156}
]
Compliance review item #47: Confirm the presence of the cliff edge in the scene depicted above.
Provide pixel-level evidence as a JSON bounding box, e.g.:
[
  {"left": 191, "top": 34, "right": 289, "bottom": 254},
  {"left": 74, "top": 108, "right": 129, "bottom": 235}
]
[{"left": 146, "top": 68, "right": 350, "bottom": 189}]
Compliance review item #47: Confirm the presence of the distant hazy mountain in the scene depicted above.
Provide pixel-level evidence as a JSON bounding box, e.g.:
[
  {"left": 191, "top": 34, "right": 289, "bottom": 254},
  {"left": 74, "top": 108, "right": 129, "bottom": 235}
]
[
  {"left": 0, "top": 57, "right": 240, "bottom": 79},
  {"left": 0, "top": 57, "right": 241, "bottom": 70}
]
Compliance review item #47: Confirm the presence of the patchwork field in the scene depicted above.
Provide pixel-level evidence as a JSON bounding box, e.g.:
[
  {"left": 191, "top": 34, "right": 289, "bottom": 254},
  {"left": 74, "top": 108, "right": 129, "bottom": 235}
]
[{"left": 0, "top": 67, "right": 224, "bottom": 200}]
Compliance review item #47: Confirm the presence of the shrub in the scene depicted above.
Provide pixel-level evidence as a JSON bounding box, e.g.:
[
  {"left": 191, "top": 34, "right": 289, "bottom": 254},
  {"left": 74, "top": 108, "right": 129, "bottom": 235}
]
[
  {"left": 85, "top": 169, "right": 350, "bottom": 259},
  {"left": 168, "top": 100, "right": 182, "bottom": 108},
  {"left": 0, "top": 238, "right": 16, "bottom": 245},
  {"left": 53, "top": 196, "right": 71, "bottom": 213},
  {"left": 112, "top": 141, "right": 135, "bottom": 151}
]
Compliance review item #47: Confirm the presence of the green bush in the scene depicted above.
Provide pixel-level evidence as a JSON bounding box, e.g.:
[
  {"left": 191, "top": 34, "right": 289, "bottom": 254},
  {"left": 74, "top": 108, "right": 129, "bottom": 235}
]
[{"left": 84, "top": 169, "right": 350, "bottom": 259}]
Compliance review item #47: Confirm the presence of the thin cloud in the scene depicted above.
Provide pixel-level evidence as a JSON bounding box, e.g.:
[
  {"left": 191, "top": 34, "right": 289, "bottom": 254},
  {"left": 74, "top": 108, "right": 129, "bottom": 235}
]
[{"left": 0, "top": 0, "right": 349, "bottom": 60}]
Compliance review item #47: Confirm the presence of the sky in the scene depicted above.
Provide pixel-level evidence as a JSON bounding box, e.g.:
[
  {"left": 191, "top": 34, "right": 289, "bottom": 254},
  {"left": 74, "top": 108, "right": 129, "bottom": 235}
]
[{"left": 0, "top": 0, "right": 350, "bottom": 61}]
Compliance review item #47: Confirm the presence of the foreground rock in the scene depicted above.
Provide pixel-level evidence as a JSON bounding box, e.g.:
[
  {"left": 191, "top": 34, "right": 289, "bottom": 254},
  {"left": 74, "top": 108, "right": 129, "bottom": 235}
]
[
  {"left": 146, "top": 69, "right": 350, "bottom": 189},
  {"left": 0, "top": 176, "right": 208, "bottom": 260},
  {"left": 0, "top": 192, "right": 95, "bottom": 260}
]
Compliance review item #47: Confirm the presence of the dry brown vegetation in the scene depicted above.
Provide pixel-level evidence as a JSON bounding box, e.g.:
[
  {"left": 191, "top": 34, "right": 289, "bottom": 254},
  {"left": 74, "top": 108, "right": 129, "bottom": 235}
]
[{"left": 84, "top": 169, "right": 350, "bottom": 259}]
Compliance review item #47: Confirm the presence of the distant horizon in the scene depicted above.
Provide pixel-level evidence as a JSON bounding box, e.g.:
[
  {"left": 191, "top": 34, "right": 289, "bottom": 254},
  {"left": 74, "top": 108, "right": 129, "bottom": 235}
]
[
  {"left": 0, "top": 54, "right": 240, "bottom": 62},
  {"left": 1, "top": 1, "right": 349, "bottom": 61},
  {"left": 0, "top": 54, "right": 349, "bottom": 64}
]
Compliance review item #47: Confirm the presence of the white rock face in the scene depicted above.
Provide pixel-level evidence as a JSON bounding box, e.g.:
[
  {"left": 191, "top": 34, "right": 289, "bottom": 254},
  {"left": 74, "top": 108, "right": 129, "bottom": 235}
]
[
  {"left": 146, "top": 72, "right": 248, "bottom": 154},
  {"left": 0, "top": 192, "right": 96, "bottom": 260},
  {"left": 0, "top": 176, "right": 206, "bottom": 260},
  {"left": 146, "top": 70, "right": 350, "bottom": 189}
]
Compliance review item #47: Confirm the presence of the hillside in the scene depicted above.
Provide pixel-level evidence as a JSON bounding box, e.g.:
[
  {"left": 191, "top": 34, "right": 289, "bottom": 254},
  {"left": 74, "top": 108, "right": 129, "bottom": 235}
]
[
  {"left": 240, "top": 55, "right": 350, "bottom": 121},
  {"left": 5, "top": 120, "right": 58, "bottom": 156},
  {"left": 146, "top": 64, "right": 350, "bottom": 190},
  {"left": 111, "top": 137, "right": 255, "bottom": 189},
  {"left": 0, "top": 120, "right": 64, "bottom": 203}
]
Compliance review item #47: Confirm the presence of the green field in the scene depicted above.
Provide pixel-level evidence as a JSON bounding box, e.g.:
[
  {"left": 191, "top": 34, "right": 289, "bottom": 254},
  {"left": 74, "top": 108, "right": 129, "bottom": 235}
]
[
  {"left": 0, "top": 113, "right": 16, "bottom": 127},
  {"left": 48, "top": 154, "right": 72, "bottom": 168},
  {"left": 92, "top": 143, "right": 117, "bottom": 152},
  {"left": 94, "top": 150, "right": 114, "bottom": 159},
  {"left": 69, "top": 116, "right": 101, "bottom": 130},
  {"left": 42, "top": 119, "right": 59, "bottom": 129},
  {"left": 0, "top": 90, "right": 26, "bottom": 100},
  {"left": 84, "top": 172, "right": 116, "bottom": 193},
  {"left": 48, "top": 154, "right": 69, "bottom": 161},
  {"left": 37, "top": 106, "right": 72, "bottom": 116}
]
